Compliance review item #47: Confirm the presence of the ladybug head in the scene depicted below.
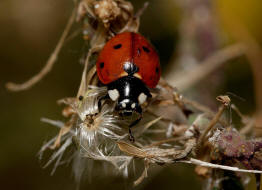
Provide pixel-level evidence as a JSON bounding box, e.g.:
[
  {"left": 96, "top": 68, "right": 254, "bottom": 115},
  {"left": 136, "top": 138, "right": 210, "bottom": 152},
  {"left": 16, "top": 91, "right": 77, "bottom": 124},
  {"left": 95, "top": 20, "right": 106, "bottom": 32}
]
[
  {"left": 107, "top": 76, "right": 151, "bottom": 116},
  {"left": 116, "top": 99, "right": 142, "bottom": 116}
]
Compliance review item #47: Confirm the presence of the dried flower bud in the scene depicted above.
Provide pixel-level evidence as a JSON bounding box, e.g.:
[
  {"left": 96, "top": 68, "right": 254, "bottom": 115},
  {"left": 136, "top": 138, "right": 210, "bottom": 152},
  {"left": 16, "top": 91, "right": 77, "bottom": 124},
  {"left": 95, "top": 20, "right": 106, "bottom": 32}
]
[
  {"left": 93, "top": 0, "right": 121, "bottom": 27},
  {"left": 211, "top": 127, "right": 255, "bottom": 158},
  {"left": 216, "top": 95, "right": 231, "bottom": 106}
]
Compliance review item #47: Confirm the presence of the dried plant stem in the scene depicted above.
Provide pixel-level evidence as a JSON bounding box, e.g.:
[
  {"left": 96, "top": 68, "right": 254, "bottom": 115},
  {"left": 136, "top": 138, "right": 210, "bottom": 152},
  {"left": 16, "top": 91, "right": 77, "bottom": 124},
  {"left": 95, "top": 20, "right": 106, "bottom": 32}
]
[
  {"left": 134, "top": 159, "right": 149, "bottom": 186},
  {"left": 146, "top": 111, "right": 174, "bottom": 123},
  {"left": 222, "top": 11, "right": 262, "bottom": 113},
  {"left": 182, "top": 97, "right": 214, "bottom": 116},
  {"left": 138, "top": 116, "right": 162, "bottom": 135},
  {"left": 178, "top": 158, "right": 262, "bottom": 174},
  {"left": 50, "top": 114, "right": 77, "bottom": 149},
  {"left": 197, "top": 104, "right": 226, "bottom": 150},
  {"left": 230, "top": 104, "right": 255, "bottom": 135},
  {"left": 77, "top": 46, "right": 103, "bottom": 97},
  {"left": 240, "top": 119, "right": 255, "bottom": 135},
  {"left": 231, "top": 104, "right": 246, "bottom": 119},
  {"left": 159, "top": 78, "right": 227, "bottom": 126},
  {"left": 134, "top": 2, "right": 149, "bottom": 18},
  {"left": 6, "top": 7, "right": 76, "bottom": 92},
  {"left": 182, "top": 97, "right": 228, "bottom": 127},
  {"left": 145, "top": 136, "right": 188, "bottom": 148},
  {"left": 166, "top": 43, "right": 246, "bottom": 91}
]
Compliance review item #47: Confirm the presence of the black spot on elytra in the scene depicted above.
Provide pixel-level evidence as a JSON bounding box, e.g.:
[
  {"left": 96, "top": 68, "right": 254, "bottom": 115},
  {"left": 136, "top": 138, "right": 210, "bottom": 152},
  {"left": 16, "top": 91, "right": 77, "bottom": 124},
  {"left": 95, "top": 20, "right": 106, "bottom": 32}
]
[
  {"left": 156, "top": 67, "right": 159, "bottom": 73},
  {"left": 100, "top": 62, "right": 104, "bottom": 68},
  {"left": 142, "top": 46, "right": 150, "bottom": 53},
  {"left": 113, "top": 44, "right": 122, "bottom": 49}
]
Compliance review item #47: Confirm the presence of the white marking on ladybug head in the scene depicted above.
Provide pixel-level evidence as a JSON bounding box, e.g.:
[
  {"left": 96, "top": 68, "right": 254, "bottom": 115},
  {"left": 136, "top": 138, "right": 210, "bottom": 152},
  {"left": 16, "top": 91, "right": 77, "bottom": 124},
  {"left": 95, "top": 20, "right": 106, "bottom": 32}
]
[
  {"left": 108, "top": 89, "right": 119, "bottom": 101},
  {"left": 122, "top": 102, "right": 126, "bottom": 108},
  {"left": 138, "top": 93, "right": 147, "bottom": 105},
  {"left": 131, "top": 103, "right": 136, "bottom": 109}
]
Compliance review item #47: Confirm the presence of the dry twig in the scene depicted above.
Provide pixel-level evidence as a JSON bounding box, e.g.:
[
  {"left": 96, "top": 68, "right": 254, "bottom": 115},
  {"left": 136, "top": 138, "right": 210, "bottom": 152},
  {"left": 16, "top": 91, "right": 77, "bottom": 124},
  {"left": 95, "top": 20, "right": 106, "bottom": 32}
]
[
  {"left": 6, "top": 7, "right": 77, "bottom": 91},
  {"left": 197, "top": 95, "right": 230, "bottom": 150},
  {"left": 178, "top": 158, "right": 262, "bottom": 174},
  {"left": 166, "top": 43, "right": 247, "bottom": 91},
  {"left": 134, "top": 159, "right": 150, "bottom": 186}
]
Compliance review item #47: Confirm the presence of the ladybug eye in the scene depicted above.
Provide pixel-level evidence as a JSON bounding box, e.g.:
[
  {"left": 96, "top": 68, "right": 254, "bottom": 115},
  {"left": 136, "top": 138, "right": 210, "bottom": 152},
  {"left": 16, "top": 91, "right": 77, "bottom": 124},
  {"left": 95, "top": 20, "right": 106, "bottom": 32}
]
[
  {"left": 142, "top": 46, "right": 150, "bottom": 53},
  {"left": 113, "top": 44, "right": 122, "bottom": 49}
]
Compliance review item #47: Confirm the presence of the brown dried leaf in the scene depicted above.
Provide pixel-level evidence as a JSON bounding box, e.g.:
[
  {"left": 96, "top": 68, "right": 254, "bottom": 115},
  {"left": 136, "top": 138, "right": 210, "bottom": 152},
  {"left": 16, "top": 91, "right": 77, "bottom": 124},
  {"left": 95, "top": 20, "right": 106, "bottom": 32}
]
[
  {"left": 57, "top": 97, "right": 76, "bottom": 106},
  {"left": 62, "top": 106, "right": 76, "bottom": 118},
  {"left": 117, "top": 141, "right": 149, "bottom": 158}
]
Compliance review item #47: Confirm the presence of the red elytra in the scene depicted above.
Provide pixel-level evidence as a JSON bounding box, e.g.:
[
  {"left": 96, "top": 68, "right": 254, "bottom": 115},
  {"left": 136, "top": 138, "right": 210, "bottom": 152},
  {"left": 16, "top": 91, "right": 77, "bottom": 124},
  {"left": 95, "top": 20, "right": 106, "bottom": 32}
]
[{"left": 96, "top": 32, "right": 160, "bottom": 88}]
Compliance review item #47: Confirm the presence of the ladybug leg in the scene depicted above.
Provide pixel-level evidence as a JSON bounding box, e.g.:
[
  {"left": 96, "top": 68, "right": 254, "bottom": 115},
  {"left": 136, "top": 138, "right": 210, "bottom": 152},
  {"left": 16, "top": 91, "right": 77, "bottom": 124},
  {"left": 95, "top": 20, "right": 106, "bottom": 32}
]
[
  {"left": 97, "top": 94, "right": 109, "bottom": 111},
  {"left": 128, "top": 128, "right": 135, "bottom": 142},
  {"left": 128, "top": 114, "right": 142, "bottom": 142}
]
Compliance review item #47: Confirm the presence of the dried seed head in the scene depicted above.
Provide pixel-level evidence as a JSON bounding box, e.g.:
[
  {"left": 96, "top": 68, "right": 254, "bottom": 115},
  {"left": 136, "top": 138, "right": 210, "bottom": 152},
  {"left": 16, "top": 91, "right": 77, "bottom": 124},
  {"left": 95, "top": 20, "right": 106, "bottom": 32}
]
[
  {"left": 93, "top": 0, "right": 121, "bottom": 27},
  {"left": 216, "top": 95, "right": 231, "bottom": 106},
  {"left": 76, "top": 104, "right": 126, "bottom": 148},
  {"left": 74, "top": 86, "right": 107, "bottom": 120},
  {"left": 41, "top": 86, "right": 133, "bottom": 177}
]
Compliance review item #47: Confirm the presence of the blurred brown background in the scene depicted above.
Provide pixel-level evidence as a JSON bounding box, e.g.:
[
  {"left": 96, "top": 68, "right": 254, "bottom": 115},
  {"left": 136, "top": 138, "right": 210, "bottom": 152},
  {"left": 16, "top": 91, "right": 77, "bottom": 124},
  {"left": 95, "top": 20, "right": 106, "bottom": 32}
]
[{"left": 1, "top": 0, "right": 261, "bottom": 189}]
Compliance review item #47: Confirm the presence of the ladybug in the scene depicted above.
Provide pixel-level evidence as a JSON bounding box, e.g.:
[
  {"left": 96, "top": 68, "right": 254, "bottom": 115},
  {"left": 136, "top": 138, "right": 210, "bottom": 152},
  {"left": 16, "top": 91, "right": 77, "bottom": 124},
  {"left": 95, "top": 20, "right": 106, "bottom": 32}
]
[{"left": 96, "top": 32, "right": 161, "bottom": 141}]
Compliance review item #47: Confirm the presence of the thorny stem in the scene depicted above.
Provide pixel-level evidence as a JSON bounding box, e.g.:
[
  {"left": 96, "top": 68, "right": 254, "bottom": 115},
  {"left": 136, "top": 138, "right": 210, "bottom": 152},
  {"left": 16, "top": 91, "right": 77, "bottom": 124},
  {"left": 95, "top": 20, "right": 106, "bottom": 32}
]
[{"left": 6, "top": 7, "right": 77, "bottom": 92}]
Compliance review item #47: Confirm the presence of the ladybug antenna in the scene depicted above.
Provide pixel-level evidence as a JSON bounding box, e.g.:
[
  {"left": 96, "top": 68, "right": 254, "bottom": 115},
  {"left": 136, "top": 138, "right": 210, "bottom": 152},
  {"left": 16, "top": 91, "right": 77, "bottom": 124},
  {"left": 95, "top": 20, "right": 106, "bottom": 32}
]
[{"left": 226, "top": 92, "right": 246, "bottom": 102}]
